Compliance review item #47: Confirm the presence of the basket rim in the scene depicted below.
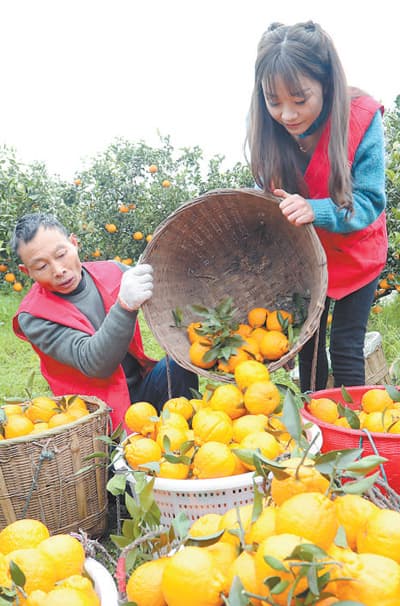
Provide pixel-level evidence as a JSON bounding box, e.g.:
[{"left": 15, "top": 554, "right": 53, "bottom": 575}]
[
  {"left": 0, "top": 395, "right": 110, "bottom": 445},
  {"left": 302, "top": 385, "right": 400, "bottom": 440}
]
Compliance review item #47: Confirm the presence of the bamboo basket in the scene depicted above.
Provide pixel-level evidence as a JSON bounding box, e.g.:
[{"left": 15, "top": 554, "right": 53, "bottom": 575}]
[
  {"left": 141, "top": 188, "right": 328, "bottom": 382},
  {"left": 364, "top": 331, "right": 391, "bottom": 385},
  {"left": 0, "top": 396, "right": 110, "bottom": 537}
]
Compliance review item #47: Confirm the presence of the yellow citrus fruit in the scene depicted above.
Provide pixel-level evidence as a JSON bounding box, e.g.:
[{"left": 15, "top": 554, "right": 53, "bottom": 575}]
[
  {"left": 38, "top": 534, "right": 85, "bottom": 580},
  {"left": 254, "top": 533, "right": 307, "bottom": 605},
  {"left": 234, "top": 323, "right": 253, "bottom": 338},
  {"left": 361, "top": 388, "right": 394, "bottom": 413},
  {"left": 162, "top": 179, "right": 171, "bottom": 188},
  {"left": 47, "top": 411, "right": 76, "bottom": 428},
  {"left": 161, "top": 546, "right": 225, "bottom": 606},
  {"left": 157, "top": 460, "right": 190, "bottom": 479},
  {"left": 244, "top": 505, "right": 277, "bottom": 546},
  {"left": 247, "top": 307, "right": 268, "bottom": 328},
  {"left": 227, "top": 550, "right": 261, "bottom": 606},
  {"left": 334, "top": 416, "right": 351, "bottom": 428},
  {"left": 308, "top": 397, "right": 340, "bottom": 424},
  {"left": 124, "top": 437, "right": 162, "bottom": 469},
  {"left": 266, "top": 309, "right": 293, "bottom": 332},
  {"left": 133, "top": 231, "right": 144, "bottom": 240},
  {"left": 124, "top": 401, "right": 158, "bottom": 437},
  {"left": 192, "top": 408, "right": 233, "bottom": 445},
  {"left": 0, "top": 519, "right": 50, "bottom": 554},
  {"left": 163, "top": 397, "right": 193, "bottom": 420},
  {"left": 275, "top": 492, "right": 338, "bottom": 550},
  {"left": 0, "top": 552, "right": 11, "bottom": 588},
  {"left": 189, "top": 340, "right": 216, "bottom": 369},
  {"left": 234, "top": 360, "right": 270, "bottom": 391},
  {"left": 126, "top": 557, "right": 168, "bottom": 606},
  {"left": 259, "top": 330, "right": 289, "bottom": 360},
  {"left": 1, "top": 404, "right": 24, "bottom": 415},
  {"left": 6, "top": 548, "right": 57, "bottom": 594},
  {"left": 25, "top": 396, "right": 60, "bottom": 423},
  {"left": 206, "top": 541, "right": 238, "bottom": 594},
  {"left": 239, "top": 431, "right": 282, "bottom": 470},
  {"left": 42, "top": 587, "right": 99, "bottom": 606},
  {"left": 249, "top": 327, "right": 269, "bottom": 347},
  {"left": 105, "top": 223, "right": 117, "bottom": 233},
  {"left": 192, "top": 441, "right": 236, "bottom": 479},
  {"left": 157, "top": 411, "right": 189, "bottom": 432},
  {"left": 223, "top": 348, "right": 251, "bottom": 372},
  {"left": 270, "top": 457, "right": 330, "bottom": 505},
  {"left": 230, "top": 443, "right": 249, "bottom": 475},
  {"left": 3, "top": 414, "right": 35, "bottom": 438},
  {"left": 58, "top": 575, "right": 99, "bottom": 605},
  {"left": 64, "top": 395, "right": 89, "bottom": 413},
  {"left": 219, "top": 504, "right": 253, "bottom": 546},
  {"left": 208, "top": 384, "right": 246, "bottom": 419},
  {"left": 360, "top": 410, "right": 392, "bottom": 432},
  {"left": 25, "top": 590, "right": 48, "bottom": 606},
  {"left": 334, "top": 493, "right": 379, "bottom": 550},
  {"left": 243, "top": 380, "right": 281, "bottom": 415},
  {"left": 241, "top": 337, "right": 263, "bottom": 361},
  {"left": 189, "top": 513, "right": 223, "bottom": 538},
  {"left": 187, "top": 322, "right": 203, "bottom": 343},
  {"left": 357, "top": 507, "right": 400, "bottom": 562},
  {"left": 156, "top": 424, "right": 190, "bottom": 452},
  {"left": 232, "top": 414, "right": 268, "bottom": 443},
  {"left": 334, "top": 552, "right": 400, "bottom": 605},
  {"left": 30, "top": 422, "right": 50, "bottom": 434}
]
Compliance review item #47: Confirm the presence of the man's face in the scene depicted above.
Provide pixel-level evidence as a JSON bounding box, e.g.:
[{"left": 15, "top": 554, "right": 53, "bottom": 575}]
[{"left": 18, "top": 226, "right": 82, "bottom": 294}]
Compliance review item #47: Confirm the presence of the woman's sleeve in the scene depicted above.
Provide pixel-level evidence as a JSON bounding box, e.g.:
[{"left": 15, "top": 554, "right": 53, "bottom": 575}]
[{"left": 309, "top": 111, "right": 386, "bottom": 233}]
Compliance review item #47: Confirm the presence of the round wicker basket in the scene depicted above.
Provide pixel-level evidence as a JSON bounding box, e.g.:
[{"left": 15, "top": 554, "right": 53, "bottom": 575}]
[{"left": 141, "top": 188, "right": 328, "bottom": 381}]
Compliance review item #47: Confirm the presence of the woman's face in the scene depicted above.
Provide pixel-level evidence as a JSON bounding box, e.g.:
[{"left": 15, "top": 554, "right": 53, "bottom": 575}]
[{"left": 262, "top": 74, "right": 324, "bottom": 137}]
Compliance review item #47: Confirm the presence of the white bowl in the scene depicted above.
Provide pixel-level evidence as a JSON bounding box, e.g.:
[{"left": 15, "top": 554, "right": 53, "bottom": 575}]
[{"left": 84, "top": 557, "right": 118, "bottom": 606}]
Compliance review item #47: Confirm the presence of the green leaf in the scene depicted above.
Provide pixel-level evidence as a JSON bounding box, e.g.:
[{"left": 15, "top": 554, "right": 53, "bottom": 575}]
[
  {"left": 264, "top": 555, "right": 289, "bottom": 572},
  {"left": 314, "top": 448, "right": 363, "bottom": 474},
  {"left": 227, "top": 575, "right": 249, "bottom": 606},
  {"left": 345, "top": 455, "right": 387, "bottom": 474},
  {"left": 172, "top": 307, "right": 183, "bottom": 327},
  {"left": 187, "top": 529, "right": 224, "bottom": 546},
  {"left": 384, "top": 384, "right": 400, "bottom": 402},
  {"left": 9, "top": 560, "right": 25, "bottom": 588},
  {"left": 172, "top": 511, "right": 191, "bottom": 540},
  {"left": 124, "top": 491, "right": 141, "bottom": 519},
  {"left": 342, "top": 471, "right": 381, "bottom": 494},
  {"left": 334, "top": 525, "right": 349, "bottom": 548},
  {"left": 281, "top": 389, "right": 302, "bottom": 443},
  {"left": 106, "top": 473, "right": 127, "bottom": 496},
  {"left": 340, "top": 386, "right": 354, "bottom": 404},
  {"left": 290, "top": 543, "right": 328, "bottom": 562}
]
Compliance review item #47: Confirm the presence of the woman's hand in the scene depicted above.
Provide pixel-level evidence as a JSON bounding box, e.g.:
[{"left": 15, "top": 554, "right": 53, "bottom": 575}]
[{"left": 274, "top": 188, "right": 315, "bottom": 226}]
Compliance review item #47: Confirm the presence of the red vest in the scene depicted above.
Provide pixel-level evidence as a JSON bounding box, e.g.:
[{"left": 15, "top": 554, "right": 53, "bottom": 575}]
[
  {"left": 306, "top": 96, "right": 387, "bottom": 299},
  {"left": 13, "top": 261, "right": 156, "bottom": 429}
]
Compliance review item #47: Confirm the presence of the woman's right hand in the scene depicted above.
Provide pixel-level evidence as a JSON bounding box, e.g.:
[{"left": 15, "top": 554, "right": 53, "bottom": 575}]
[{"left": 274, "top": 188, "right": 315, "bottom": 226}]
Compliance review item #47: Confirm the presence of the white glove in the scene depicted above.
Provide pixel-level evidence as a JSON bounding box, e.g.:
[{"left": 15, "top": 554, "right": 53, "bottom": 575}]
[{"left": 118, "top": 264, "right": 154, "bottom": 311}]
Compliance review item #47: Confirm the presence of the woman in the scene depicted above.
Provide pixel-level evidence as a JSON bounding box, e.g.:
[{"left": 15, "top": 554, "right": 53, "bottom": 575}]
[{"left": 246, "top": 21, "right": 387, "bottom": 391}]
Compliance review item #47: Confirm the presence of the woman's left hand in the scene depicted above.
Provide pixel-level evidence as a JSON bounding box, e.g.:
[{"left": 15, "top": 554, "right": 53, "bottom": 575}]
[{"left": 274, "top": 188, "right": 315, "bottom": 226}]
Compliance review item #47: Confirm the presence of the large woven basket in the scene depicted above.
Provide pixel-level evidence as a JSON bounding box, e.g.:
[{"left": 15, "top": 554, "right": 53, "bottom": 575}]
[
  {"left": 0, "top": 396, "right": 110, "bottom": 537},
  {"left": 141, "top": 188, "right": 328, "bottom": 381}
]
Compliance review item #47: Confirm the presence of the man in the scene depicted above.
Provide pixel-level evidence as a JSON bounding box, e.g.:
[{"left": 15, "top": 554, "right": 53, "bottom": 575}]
[{"left": 11, "top": 213, "right": 198, "bottom": 428}]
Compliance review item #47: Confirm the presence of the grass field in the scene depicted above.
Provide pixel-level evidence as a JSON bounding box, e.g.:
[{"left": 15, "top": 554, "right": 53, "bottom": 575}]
[{"left": 0, "top": 291, "right": 399, "bottom": 401}]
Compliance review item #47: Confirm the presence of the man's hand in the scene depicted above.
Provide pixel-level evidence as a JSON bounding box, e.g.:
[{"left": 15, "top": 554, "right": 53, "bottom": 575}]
[{"left": 118, "top": 264, "right": 154, "bottom": 311}]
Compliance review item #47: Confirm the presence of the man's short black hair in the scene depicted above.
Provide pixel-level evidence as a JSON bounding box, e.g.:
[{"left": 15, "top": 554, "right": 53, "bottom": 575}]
[{"left": 10, "top": 213, "right": 69, "bottom": 256}]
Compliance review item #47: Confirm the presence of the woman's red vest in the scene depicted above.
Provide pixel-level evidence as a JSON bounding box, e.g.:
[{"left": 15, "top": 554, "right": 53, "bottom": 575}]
[
  {"left": 305, "top": 96, "right": 387, "bottom": 299},
  {"left": 13, "top": 261, "right": 156, "bottom": 429}
]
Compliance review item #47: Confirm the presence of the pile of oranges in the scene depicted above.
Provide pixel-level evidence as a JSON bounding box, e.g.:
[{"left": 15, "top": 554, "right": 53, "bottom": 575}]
[
  {"left": 124, "top": 456, "right": 400, "bottom": 606},
  {"left": 0, "top": 396, "right": 91, "bottom": 440},
  {"left": 188, "top": 306, "right": 293, "bottom": 373},
  {"left": 122, "top": 359, "right": 308, "bottom": 480},
  {"left": 307, "top": 387, "right": 400, "bottom": 434},
  {"left": 0, "top": 518, "right": 98, "bottom": 605}
]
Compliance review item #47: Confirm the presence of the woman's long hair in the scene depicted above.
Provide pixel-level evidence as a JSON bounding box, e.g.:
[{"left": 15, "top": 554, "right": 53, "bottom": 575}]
[{"left": 245, "top": 21, "right": 353, "bottom": 210}]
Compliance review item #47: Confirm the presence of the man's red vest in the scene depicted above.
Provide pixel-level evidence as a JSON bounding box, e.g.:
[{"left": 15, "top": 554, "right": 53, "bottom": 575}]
[
  {"left": 305, "top": 96, "right": 387, "bottom": 299},
  {"left": 13, "top": 261, "right": 156, "bottom": 428}
]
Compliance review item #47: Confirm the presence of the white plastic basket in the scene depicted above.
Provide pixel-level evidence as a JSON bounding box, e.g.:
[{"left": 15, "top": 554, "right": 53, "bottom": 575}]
[
  {"left": 84, "top": 557, "right": 118, "bottom": 606},
  {"left": 114, "top": 424, "right": 322, "bottom": 525}
]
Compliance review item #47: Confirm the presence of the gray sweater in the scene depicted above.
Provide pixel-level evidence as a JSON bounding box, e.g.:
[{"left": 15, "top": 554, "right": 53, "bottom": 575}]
[{"left": 18, "top": 265, "right": 142, "bottom": 395}]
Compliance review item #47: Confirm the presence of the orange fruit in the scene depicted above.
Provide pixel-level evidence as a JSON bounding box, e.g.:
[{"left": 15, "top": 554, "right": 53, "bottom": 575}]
[
  {"left": 4, "top": 272, "right": 16, "bottom": 283},
  {"left": 270, "top": 457, "right": 330, "bottom": 505},
  {"left": 189, "top": 340, "right": 216, "bottom": 369},
  {"left": 250, "top": 327, "right": 269, "bottom": 347},
  {"left": 243, "top": 380, "right": 281, "bottom": 415},
  {"left": 189, "top": 513, "right": 223, "bottom": 538},
  {"left": 192, "top": 441, "right": 236, "bottom": 478},
  {"left": 57, "top": 575, "right": 100, "bottom": 604},
  {"left": 259, "top": 330, "right": 289, "bottom": 360},
  {"left": 361, "top": 388, "right": 394, "bottom": 413},
  {"left": 161, "top": 546, "right": 225, "bottom": 606},
  {"left": 148, "top": 164, "right": 158, "bottom": 173},
  {"left": 92, "top": 249, "right": 101, "bottom": 258},
  {"left": 162, "top": 179, "right": 171, "bottom": 188},
  {"left": 105, "top": 223, "right": 117, "bottom": 233},
  {"left": 1, "top": 404, "right": 24, "bottom": 415},
  {"left": 232, "top": 414, "right": 268, "bottom": 443},
  {"left": 30, "top": 422, "right": 50, "bottom": 434},
  {"left": 163, "top": 397, "right": 193, "bottom": 420},
  {"left": 6, "top": 548, "right": 57, "bottom": 594},
  {"left": 0, "top": 519, "right": 50, "bottom": 554},
  {"left": 219, "top": 504, "right": 253, "bottom": 546},
  {"left": 192, "top": 408, "right": 233, "bottom": 445},
  {"left": 247, "top": 307, "right": 268, "bottom": 328},
  {"left": 47, "top": 411, "right": 76, "bottom": 428},
  {"left": 235, "top": 323, "right": 253, "bottom": 338},
  {"left": 227, "top": 551, "right": 260, "bottom": 605},
  {"left": 357, "top": 507, "right": 400, "bottom": 562},
  {"left": 126, "top": 558, "right": 168, "bottom": 606},
  {"left": 124, "top": 437, "right": 162, "bottom": 469},
  {"left": 239, "top": 431, "right": 282, "bottom": 470},
  {"left": 223, "top": 348, "right": 251, "bottom": 371},
  {"left": 275, "top": 492, "right": 338, "bottom": 550},
  {"left": 146, "top": 234, "right": 152, "bottom": 242},
  {"left": 42, "top": 587, "right": 99, "bottom": 605},
  {"left": 308, "top": 397, "right": 340, "bottom": 424},
  {"left": 4, "top": 414, "right": 35, "bottom": 438},
  {"left": 208, "top": 384, "right": 246, "bottom": 419},
  {"left": 206, "top": 542, "right": 238, "bottom": 594},
  {"left": 13, "top": 281, "right": 23, "bottom": 292},
  {"left": 244, "top": 505, "right": 277, "bottom": 546},
  {"left": 156, "top": 424, "right": 189, "bottom": 452},
  {"left": 360, "top": 410, "right": 392, "bottom": 432},
  {"left": 334, "top": 493, "right": 379, "bottom": 550},
  {"left": 234, "top": 359, "right": 270, "bottom": 391},
  {"left": 133, "top": 231, "right": 144, "bottom": 240},
  {"left": 266, "top": 309, "right": 293, "bottom": 331},
  {"left": 38, "top": 534, "right": 85, "bottom": 579},
  {"left": 157, "top": 459, "right": 190, "bottom": 479},
  {"left": 25, "top": 396, "right": 59, "bottom": 423},
  {"left": 119, "top": 204, "right": 129, "bottom": 212},
  {"left": 187, "top": 321, "right": 203, "bottom": 343},
  {"left": 0, "top": 264, "right": 8, "bottom": 272},
  {"left": 124, "top": 401, "right": 158, "bottom": 436}
]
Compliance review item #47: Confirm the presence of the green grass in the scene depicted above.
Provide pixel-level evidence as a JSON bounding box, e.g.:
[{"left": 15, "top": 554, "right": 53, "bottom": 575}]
[{"left": 0, "top": 291, "right": 399, "bottom": 402}]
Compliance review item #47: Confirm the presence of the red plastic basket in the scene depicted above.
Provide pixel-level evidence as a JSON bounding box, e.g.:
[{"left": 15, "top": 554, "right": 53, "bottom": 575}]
[{"left": 301, "top": 385, "right": 400, "bottom": 492}]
